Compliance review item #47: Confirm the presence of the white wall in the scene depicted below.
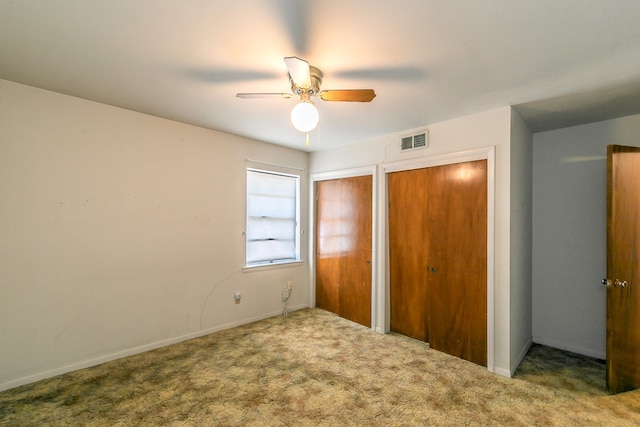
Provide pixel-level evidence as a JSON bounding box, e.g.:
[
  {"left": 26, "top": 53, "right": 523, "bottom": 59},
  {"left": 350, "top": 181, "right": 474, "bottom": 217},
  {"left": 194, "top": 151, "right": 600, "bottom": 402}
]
[
  {"left": 310, "top": 107, "right": 518, "bottom": 376},
  {"left": 509, "top": 109, "right": 533, "bottom": 372},
  {"left": 0, "top": 80, "right": 310, "bottom": 391},
  {"left": 532, "top": 113, "right": 640, "bottom": 359}
]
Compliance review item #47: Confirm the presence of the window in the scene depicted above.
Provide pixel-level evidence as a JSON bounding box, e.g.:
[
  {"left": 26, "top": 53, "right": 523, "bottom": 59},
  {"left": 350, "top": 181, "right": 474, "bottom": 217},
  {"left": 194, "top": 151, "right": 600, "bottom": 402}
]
[{"left": 246, "top": 168, "right": 300, "bottom": 267}]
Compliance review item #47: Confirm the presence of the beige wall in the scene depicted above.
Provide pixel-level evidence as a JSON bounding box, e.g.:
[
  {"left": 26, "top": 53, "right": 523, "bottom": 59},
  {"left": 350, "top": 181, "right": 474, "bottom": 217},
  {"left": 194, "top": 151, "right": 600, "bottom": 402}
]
[{"left": 0, "top": 80, "right": 310, "bottom": 390}]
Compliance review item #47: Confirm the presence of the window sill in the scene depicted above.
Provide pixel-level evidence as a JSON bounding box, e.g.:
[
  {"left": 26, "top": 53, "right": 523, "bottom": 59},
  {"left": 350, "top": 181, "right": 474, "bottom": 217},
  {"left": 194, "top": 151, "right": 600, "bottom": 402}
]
[{"left": 242, "top": 260, "right": 304, "bottom": 273}]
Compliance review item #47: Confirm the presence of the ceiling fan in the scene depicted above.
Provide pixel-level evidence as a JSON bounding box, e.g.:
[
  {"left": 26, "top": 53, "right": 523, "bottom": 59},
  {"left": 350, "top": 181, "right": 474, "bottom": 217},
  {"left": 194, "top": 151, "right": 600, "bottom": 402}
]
[{"left": 236, "top": 56, "right": 376, "bottom": 135}]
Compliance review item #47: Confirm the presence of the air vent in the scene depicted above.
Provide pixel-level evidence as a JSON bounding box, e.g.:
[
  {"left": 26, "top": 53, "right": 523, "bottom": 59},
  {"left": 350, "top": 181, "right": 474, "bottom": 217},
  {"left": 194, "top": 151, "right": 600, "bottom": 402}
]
[
  {"left": 401, "top": 136, "right": 414, "bottom": 150},
  {"left": 399, "top": 129, "right": 429, "bottom": 151}
]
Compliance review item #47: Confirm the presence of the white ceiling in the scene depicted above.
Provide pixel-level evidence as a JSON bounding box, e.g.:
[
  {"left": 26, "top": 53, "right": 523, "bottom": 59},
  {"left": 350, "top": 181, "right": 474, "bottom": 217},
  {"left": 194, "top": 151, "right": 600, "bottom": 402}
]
[{"left": 2, "top": 0, "right": 640, "bottom": 151}]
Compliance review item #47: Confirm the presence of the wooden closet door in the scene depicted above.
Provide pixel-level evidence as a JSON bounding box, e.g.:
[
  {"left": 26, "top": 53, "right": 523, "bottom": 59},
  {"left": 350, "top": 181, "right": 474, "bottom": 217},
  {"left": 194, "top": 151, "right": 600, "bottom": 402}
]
[
  {"left": 388, "top": 169, "right": 430, "bottom": 341},
  {"left": 338, "top": 176, "right": 372, "bottom": 326},
  {"left": 388, "top": 160, "right": 487, "bottom": 366},
  {"left": 316, "top": 179, "right": 341, "bottom": 314},
  {"left": 316, "top": 176, "right": 372, "bottom": 327},
  {"left": 428, "top": 160, "right": 487, "bottom": 366}
]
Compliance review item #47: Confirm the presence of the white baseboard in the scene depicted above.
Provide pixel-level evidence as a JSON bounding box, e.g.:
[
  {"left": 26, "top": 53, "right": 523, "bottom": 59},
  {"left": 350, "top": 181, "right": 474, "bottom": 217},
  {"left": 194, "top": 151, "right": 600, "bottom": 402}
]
[
  {"left": 493, "top": 367, "right": 512, "bottom": 378},
  {"left": 0, "top": 304, "right": 308, "bottom": 392},
  {"left": 490, "top": 338, "right": 532, "bottom": 379}
]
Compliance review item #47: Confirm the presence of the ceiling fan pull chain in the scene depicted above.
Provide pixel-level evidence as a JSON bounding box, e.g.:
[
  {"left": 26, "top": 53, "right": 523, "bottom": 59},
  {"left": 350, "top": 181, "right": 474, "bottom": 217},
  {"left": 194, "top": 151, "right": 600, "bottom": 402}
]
[{"left": 306, "top": 131, "right": 310, "bottom": 147}]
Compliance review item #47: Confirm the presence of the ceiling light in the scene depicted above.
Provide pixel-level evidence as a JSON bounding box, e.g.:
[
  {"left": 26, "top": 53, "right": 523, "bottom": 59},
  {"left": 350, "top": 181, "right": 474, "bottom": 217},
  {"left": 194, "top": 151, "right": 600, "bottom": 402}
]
[{"left": 290, "top": 98, "right": 319, "bottom": 133}]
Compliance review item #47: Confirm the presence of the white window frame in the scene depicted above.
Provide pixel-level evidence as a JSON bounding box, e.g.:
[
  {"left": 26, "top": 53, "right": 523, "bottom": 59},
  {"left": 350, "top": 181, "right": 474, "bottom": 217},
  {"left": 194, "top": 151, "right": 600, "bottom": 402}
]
[{"left": 245, "top": 168, "right": 301, "bottom": 268}]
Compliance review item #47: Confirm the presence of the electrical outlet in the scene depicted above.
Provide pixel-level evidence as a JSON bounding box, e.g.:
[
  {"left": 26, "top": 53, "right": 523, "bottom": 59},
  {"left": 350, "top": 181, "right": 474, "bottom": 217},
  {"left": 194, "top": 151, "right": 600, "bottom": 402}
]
[{"left": 234, "top": 291, "right": 241, "bottom": 304}]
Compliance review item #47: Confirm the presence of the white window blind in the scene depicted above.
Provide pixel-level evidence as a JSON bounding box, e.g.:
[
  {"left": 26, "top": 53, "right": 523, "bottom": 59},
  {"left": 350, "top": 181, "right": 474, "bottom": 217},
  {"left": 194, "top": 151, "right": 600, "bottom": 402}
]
[{"left": 246, "top": 169, "right": 300, "bottom": 266}]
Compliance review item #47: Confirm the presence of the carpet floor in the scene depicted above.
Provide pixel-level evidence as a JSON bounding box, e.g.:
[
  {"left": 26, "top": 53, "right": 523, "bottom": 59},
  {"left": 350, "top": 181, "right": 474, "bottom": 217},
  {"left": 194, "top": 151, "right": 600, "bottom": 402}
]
[{"left": 1, "top": 308, "right": 639, "bottom": 426}]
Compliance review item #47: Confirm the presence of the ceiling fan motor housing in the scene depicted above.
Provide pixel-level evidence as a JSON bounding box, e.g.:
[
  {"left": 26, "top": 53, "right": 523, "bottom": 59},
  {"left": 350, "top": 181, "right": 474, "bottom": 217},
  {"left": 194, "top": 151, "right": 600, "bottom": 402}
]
[{"left": 290, "top": 65, "right": 323, "bottom": 95}]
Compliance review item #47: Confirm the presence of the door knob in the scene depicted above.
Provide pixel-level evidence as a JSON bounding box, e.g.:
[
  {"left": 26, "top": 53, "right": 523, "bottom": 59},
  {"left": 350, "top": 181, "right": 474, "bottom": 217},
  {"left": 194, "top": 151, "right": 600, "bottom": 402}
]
[{"left": 602, "top": 278, "right": 629, "bottom": 288}]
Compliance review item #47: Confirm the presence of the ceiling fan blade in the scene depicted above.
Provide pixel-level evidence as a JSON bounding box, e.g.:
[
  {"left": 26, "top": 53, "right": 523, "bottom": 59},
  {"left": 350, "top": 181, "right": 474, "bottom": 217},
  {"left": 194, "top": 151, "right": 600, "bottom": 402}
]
[
  {"left": 236, "top": 93, "right": 294, "bottom": 99},
  {"left": 319, "top": 89, "right": 376, "bottom": 102},
  {"left": 284, "top": 56, "right": 311, "bottom": 89}
]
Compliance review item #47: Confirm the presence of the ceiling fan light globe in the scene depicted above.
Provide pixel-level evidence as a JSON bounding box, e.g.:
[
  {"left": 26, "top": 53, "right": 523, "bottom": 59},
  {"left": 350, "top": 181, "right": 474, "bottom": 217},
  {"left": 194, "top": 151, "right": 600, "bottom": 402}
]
[{"left": 291, "top": 101, "right": 319, "bottom": 132}]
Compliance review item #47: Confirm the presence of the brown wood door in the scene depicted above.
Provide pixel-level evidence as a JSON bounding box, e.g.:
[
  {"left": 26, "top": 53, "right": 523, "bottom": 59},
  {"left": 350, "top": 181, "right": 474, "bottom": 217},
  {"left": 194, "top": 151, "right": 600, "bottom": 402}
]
[
  {"left": 388, "top": 160, "right": 487, "bottom": 366},
  {"left": 316, "top": 179, "right": 341, "bottom": 315},
  {"left": 388, "top": 169, "right": 430, "bottom": 341},
  {"left": 427, "top": 161, "right": 487, "bottom": 366},
  {"left": 338, "top": 176, "right": 373, "bottom": 326},
  {"left": 606, "top": 144, "right": 640, "bottom": 394},
  {"left": 316, "top": 175, "right": 372, "bottom": 327}
]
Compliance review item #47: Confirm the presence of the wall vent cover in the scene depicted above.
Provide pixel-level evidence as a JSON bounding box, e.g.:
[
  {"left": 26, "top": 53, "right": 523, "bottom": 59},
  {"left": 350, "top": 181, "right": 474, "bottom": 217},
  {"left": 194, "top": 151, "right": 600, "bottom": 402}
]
[{"left": 400, "top": 129, "right": 429, "bottom": 151}]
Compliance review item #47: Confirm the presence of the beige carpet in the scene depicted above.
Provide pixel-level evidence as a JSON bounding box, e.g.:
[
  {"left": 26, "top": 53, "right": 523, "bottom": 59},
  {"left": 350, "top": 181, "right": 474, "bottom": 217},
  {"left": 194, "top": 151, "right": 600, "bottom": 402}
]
[{"left": 2, "top": 308, "right": 639, "bottom": 426}]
